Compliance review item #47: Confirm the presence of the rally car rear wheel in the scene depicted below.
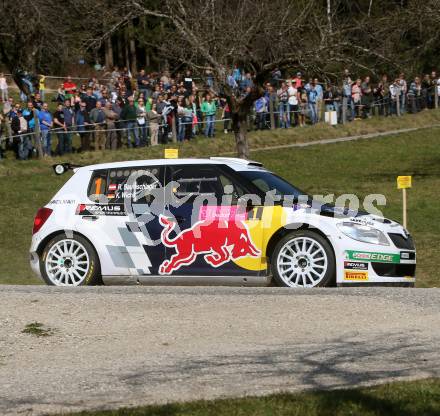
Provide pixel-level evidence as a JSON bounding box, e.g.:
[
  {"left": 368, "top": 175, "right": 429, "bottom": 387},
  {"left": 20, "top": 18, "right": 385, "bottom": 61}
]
[
  {"left": 271, "top": 230, "right": 335, "bottom": 288},
  {"left": 40, "top": 235, "right": 102, "bottom": 286}
]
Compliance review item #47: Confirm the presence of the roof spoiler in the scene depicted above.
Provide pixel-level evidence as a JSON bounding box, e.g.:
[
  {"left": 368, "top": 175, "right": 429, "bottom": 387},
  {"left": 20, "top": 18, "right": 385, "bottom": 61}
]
[
  {"left": 209, "top": 157, "right": 263, "bottom": 167},
  {"left": 52, "top": 163, "right": 83, "bottom": 175}
]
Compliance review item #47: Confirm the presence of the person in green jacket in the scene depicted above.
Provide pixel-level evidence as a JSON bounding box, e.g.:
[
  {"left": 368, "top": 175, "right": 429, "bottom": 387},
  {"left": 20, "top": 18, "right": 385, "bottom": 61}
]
[
  {"left": 120, "top": 96, "right": 139, "bottom": 147},
  {"left": 201, "top": 93, "right": 217, "bottom": 138}
]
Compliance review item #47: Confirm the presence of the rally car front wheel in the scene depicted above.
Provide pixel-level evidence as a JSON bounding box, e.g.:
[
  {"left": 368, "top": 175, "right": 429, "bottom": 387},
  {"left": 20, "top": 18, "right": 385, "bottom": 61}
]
[
  {"left": 271, "top": 230, "right": 336, "bottom": 288},
  {"left": 40, "top": 234, "right": 102, "bottom": 286}
]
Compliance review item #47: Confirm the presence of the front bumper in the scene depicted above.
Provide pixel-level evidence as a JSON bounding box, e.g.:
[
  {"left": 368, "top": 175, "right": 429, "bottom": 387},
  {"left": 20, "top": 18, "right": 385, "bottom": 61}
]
[
  {"left": 333, "top": 227, "right": 416, "bottom": 286},
  {"left": 337, "top": 248, "right": 416, "bottom": 286}
]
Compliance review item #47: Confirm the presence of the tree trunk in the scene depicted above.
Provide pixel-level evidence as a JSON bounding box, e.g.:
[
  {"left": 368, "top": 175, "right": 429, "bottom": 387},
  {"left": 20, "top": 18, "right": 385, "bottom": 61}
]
[
  {"left": 142, "top": 15, "right": 149, "bottom": 69},
  {"left": 171, "top": 114, "right": 177, "bottom": 142},
  {"left": 105, "top": 36, "right": 114, "bottom": 70},
  {"left": 128, "top": 21, "right": 137, "bottom": 74},
  {"left": 269, "top": 98, "right": 275, "bottom": 129},
  {"left": 117, "top": 35, "right": 124, "bottom": 66},
  {"left": 327, "top": 0, "right": 332, "bottom": 33},
  {"left": 233, "top": 115, "right": 249, "bottom": 159},
  {"left": 124, "top": 29, "right": 130, "bottom": 71},
  {"left": 368, "top": 0, "right": 373, "bottom": 17}
]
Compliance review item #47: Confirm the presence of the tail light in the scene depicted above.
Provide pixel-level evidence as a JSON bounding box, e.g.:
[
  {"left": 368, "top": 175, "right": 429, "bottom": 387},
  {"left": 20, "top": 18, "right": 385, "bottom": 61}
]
[{"left": 33, "top": 208, "right": 53, "bottom": 234}]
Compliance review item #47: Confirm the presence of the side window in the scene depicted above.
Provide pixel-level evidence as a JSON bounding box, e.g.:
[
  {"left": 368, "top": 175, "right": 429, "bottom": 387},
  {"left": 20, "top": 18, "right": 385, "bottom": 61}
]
[
  {"left": 106, "top": 166, "right": 163, "bottom": 204},
  {"left": 251, "top": 177, "right": 271, "bottom": 194},
  {"left": 169, "top": 165, "right": 245, "bottom": 204},
  {"left": 218, "top": 173, "right": 245, "bottom": 202},
  {"left": 88, "top": 170, "right": 108, "bottom": 202}
]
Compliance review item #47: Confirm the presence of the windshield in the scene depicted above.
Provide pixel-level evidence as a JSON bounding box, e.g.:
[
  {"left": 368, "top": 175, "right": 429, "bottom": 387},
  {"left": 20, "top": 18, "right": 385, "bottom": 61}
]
[{"left": 240, "top": 171, "right": 307, "bottom": 199}]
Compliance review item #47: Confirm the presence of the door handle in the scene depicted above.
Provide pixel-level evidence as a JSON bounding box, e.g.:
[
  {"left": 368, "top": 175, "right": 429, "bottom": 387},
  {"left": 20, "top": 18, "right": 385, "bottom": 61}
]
[{"left": 82, "top": 215, "right": 99, "bottom": 221}]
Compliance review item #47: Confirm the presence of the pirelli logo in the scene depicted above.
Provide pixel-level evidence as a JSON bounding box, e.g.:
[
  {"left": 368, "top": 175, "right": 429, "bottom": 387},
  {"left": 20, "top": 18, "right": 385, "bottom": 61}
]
[{"left": 344, "top": 271, "right": 368, "bottom": 281}]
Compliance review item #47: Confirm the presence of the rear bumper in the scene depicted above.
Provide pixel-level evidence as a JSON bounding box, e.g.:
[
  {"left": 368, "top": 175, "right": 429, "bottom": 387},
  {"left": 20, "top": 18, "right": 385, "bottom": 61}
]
[{"left": 29, "top": 251, "right": 43, "bottom": 280}]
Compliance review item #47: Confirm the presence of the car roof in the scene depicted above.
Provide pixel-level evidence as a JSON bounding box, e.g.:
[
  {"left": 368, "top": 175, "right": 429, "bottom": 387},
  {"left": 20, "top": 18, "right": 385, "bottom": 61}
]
[{"left": 76, "top": 157, "right": 266, "bottom": 173}]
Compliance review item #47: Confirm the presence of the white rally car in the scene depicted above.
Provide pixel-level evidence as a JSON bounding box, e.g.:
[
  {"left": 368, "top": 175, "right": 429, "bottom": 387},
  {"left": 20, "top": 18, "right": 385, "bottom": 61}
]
[{"left": 30, "top": 157, "right": 416, "bottom": 287}]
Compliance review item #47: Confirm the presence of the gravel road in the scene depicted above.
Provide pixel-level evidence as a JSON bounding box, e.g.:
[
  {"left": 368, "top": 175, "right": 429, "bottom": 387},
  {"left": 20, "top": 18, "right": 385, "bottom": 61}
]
[{"left": 1, "top": 285, "right": 439, "bottom": 415}]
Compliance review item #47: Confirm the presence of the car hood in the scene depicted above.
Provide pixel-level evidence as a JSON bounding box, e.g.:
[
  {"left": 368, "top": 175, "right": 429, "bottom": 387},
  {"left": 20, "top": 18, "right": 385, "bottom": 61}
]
[{"left": 292, "top": 201, "right": 408, "bottom": 235}]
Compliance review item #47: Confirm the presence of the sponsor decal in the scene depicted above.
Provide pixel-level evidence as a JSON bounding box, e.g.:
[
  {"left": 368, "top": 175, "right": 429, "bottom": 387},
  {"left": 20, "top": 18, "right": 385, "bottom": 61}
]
[
  {"left": 76, "top": 204, "right": 126, "bottom": 216},
  {"left": 349, "top": 217, "right": 374, "bottom": 226},
  {"left": 293, "top": 203, "right": 310, "bottom": 211},
  {"left": 344, "top": 271, "right": 368, "bottom": 281},
  {"left": 111, "top": 182, "right": 160, "bottom": 200},
  {"left": 116, "top": 183, "right": 158, "bottom": 191},
  {"left": 49, "top": 199, "right": 75, "bottom": 205},
  {"left": 345, "top": 250, "right": 400, "bottom": 264},
  {"left": 158, "top": 214, "right": 261, "bottom": 275},
  {"left": 199, "top": 205, "right": 247, "bottom": 222},
  {"left": 344, "top": 261, "right": 368, "bottom": 271}
]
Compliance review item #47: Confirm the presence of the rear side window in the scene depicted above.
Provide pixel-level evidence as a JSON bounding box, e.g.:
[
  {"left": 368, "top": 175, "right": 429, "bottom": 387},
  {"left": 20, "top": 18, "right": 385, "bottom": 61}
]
[
  {"left": 107, "top": 166, "right": 164, "bottom": 204},
  {"left": 87, "top": 167, "right": 164, "bottom": 204}
]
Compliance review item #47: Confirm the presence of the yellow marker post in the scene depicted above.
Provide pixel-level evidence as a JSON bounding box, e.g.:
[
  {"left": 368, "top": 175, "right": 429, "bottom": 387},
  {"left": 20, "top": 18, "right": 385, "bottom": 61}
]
[
  {"left": 164, "top": 148, "right": 179, "bottom": 159},
  {"left": 397, "top": 176, "right": 412, "bottom": 228}
]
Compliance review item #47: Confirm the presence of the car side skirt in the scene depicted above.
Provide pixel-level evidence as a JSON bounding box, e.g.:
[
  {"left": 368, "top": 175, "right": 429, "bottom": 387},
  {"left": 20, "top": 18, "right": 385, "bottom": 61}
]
[
  {"left": 102, "top": 274, "right": 272, "bottom": 286},
  {"left": 338, "top": 282, "right": 415, "bottom": 287}
]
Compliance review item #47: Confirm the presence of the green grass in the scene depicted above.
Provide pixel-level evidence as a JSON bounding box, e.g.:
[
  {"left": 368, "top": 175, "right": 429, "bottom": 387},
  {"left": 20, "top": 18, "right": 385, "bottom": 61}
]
[
  {"left": 21, "top": 322, "right": 53, "bottom": 337},
  {"left": 1, "top": 110, "right": 440, "bottom": 286},
  {"left": 55, "top": 378, "right": 440, "bottom": 416}
]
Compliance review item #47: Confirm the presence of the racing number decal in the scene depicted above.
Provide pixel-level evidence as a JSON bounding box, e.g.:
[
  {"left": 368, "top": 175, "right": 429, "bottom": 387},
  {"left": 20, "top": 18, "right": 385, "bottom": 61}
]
[
  {"left": 94, "top": 177, "right": 103, "bottom": 195},
  {"left": 248, "top": 207, "right": 264, "bottom": 220}
]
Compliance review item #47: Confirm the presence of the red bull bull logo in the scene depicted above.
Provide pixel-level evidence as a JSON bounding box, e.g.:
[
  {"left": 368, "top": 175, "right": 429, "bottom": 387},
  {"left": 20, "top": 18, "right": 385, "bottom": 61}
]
[{"left": 158, "top": 212, "right": 261, "bottom": 275}]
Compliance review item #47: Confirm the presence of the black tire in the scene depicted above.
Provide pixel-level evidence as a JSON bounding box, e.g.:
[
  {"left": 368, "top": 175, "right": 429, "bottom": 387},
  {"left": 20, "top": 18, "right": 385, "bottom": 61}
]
[
  {"left": 40, "top": 234, "right": 102, "bottom": 286},
  {"left": 271, "top": 230, "right": 336, "bottom": 288}
]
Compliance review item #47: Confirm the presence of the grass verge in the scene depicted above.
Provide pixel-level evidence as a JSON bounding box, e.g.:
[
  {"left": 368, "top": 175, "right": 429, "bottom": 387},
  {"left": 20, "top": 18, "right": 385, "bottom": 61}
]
[
  {"left": 55, "top": 378, "right": 440, "bottom": 416},
  {"left": 0, "top": 110, "right": 439, "bottom": 286},
  {"left": 22, "top": 322, "right": 53, "bottom": 337}
]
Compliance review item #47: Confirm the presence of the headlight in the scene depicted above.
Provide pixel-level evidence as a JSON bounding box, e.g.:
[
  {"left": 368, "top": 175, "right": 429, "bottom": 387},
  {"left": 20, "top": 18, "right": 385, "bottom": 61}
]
[{"left": 337, "top": 222, "right": 389, "bottom": 245}]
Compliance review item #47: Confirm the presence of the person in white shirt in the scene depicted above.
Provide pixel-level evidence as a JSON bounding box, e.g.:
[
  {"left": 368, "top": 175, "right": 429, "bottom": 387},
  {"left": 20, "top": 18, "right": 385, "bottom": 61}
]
[
  {"left": 136, "top": 98, "right": 148, "bottom": 146},
  {"left": 390, "top": 79, "right": 402, "bottom": 115},
  {"left": 287, "top": 81, "right": 299, "bottom": 127},
  {"left": 399, "top": 73, "right": 407, "bottom": 113},
  {"left": 437, "top": 79, "right": 440, "bottom": 107},
  {"left": 277, "top": 82, "right": 290, "bottom": 128},
  {"left": 0, "top": 73, "right": 8, "bottom": 102}
]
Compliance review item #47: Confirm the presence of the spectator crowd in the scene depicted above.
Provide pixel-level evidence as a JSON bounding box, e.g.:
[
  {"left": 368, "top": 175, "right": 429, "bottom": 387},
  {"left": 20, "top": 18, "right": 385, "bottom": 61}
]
[{"left": 0, "top": 66, "right": 439, "bottom": 161}]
